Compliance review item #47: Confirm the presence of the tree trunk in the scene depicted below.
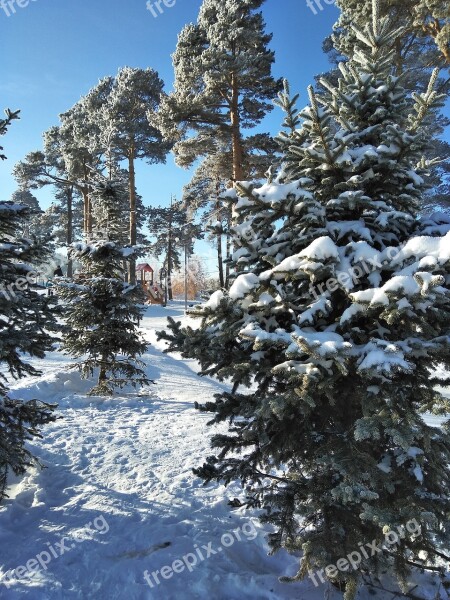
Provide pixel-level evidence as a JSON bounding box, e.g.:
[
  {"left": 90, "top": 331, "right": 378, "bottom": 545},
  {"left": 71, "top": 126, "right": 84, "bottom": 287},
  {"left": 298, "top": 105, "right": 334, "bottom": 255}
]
[
  {"left": 87, "top": 195, "right": 92, "bottom": 234},
  {"left": 394, "top": 36, "right": 403, "bottom": 76},
  {"left": 128, "top": 146, "right": 137, "bottom": 285},
  {"left": 82, "top": 162, "right": 92, "bottom": 237},
  {"left": 443, "top": 45, "right": 450, "bottom": 64},
  {"left": 215, "top": 194, "right": 225, "bottom": 288},
  {"left": 229, "top": 72, "right": 243, "bottom": 289},
  {"left": 225, "top": 232, "right": 231, "bottom": 289},
  {"left": 167, "top": 269, "right": 173, "bottom": 301},
  {"left": 167, "top": 208, "right": 173, "bottom": 301},
  {"left": 230, "top": 72, "right": 245, "bottom": 184},
  {"left": 82, "top": 188, "right": 90, "bottom": 237},
  {"left": 217, "top": 233, "right": 224, "bottom": 288},
  {"left": 67, "top": 186, "right": 73, "bottom": 278},
  {"left": 98, "top": 354, "right": 108, "bottom": 389}
]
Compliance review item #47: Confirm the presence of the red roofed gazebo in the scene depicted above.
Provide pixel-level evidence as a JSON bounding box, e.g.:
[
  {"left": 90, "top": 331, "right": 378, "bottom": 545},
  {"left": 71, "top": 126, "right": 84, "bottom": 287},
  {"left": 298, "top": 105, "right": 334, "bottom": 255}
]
[
  {"left": 135, "top": 263, "right": 165, "bottom": 305},
  {"left": 135, "top": 263, "right": 154, "bottom": 285}
]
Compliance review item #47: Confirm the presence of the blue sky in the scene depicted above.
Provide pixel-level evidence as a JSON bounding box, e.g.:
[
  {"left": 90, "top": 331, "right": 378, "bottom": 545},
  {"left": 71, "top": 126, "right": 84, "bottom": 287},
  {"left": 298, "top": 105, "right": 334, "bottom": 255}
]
[{"left": 0, "top": 0, "right": 340, "bottom": 210}]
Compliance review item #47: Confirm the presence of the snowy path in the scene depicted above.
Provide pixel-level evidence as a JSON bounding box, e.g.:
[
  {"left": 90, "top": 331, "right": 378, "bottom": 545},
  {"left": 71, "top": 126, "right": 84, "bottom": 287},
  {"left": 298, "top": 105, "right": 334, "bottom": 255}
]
[
  {"left": 0, "top": 304, "right": 315, "bottom": 600},
  {"left": 0, "top": 304, "right": 447, "bottom": 600}
]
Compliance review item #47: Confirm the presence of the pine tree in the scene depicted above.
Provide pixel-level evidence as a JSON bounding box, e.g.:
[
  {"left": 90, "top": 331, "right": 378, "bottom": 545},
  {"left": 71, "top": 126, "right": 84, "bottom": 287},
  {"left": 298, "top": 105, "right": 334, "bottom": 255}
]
[
  {"left": 182, "top": 152, "right": 231, "bottom": 289},
  {"left": 171, "top": 0, "right": 282, "bottom": 288},
  {"left": 9, "top": 189, "right": 42, "bottom": 237},
  {"left": 183, "top": 135, "right": 280, "bottom": 288},
  {"left": 13, "top": 69, "right": 165, "bottom": 277},
  {"left": 148, "top": 200, "right": 202, "bottom": 301},
  {"left": 58, "top": 95, "right": 106, "bottom": 236},
  {"left": 0, "top": 109, "right": 58, "bottom": 501},
  {"left": 97, "top": 67, "right": 171, "bottom": 283},
  {"left": 151, "top": 0, "right": 281, "bottom": 184},
  {"left": 158, "top": 4, "right": 450, "bottom": 598},
  {"left": 13, "top": 123, "right": 90, "bottom": 275},
  {"left": 56, "top": 175, "right": 151, "bottom": 396}
]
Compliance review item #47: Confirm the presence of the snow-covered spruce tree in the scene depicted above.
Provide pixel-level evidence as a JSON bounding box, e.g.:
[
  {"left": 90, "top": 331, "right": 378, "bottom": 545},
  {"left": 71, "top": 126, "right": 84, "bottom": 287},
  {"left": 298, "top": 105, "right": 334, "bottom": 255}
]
[
  {"left": 0, "top": 109, "right": 58, "bottom": 501},
  {"left": 321, "top": 0, "right": 450, "bottom": 212},
  {"left": 159, "top": 3, "right": 450, "bottom": 598},
  {"left": 329, "top": 0, "right": 450, "bottom": 68},
  {"left": 56, "top": 176, "right": 150, "bottom": 396}
]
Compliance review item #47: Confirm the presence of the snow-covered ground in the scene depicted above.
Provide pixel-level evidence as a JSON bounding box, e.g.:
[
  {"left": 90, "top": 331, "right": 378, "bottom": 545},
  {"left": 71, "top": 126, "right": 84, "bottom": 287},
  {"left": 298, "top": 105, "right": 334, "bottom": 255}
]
[{"left": 0, "top": 303, "right": 448, "bottom": 599}]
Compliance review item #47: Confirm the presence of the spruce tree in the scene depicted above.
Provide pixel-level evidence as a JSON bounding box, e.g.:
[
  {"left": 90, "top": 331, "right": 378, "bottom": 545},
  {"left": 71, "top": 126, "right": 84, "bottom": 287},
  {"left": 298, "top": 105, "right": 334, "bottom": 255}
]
[
  {"left": 159, "top": 3, "right": 450, "bottom": 598},
  {"left": 0, "top": 109, "right": 58, "bottom": 501},
  {"left": 322, "top": 0, "right": 450, "bottom": 211},
  {"left": 329, "top": 0, "right": 449, "bottom": 68},
  {"left": 56, "top": 175, "right": 150, "bottom": 396}
]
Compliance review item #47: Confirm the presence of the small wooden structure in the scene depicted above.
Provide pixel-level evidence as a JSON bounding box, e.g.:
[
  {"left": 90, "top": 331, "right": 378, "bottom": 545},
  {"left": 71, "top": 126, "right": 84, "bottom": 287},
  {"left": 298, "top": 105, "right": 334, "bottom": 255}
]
[
  {"left": 136, "top": 263, "right": 154, "bottom": 286},
  {"left": 136, "top": 263, "right": 164, "bottom": 305}
]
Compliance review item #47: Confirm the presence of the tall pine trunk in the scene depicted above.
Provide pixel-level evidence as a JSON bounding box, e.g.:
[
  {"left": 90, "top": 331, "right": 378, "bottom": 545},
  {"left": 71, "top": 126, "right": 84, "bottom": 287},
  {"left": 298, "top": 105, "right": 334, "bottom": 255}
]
[
  {"left": 82, "top": 190, "right": 92, "bottom": 236},
  {"left": 229, "top": 70, "right": 243, "bottom": 289},
  {"left": 230, "top": 72, "right": 244, "bottom": 184},
  {"left": 128, "top": 145, "right": 137, "bottom": 285},
  {"left": 82, "top": 162, "right": 92, "bottom": 237},
  {"left": 394, "top": 36, "right": 403, "bottom": 75},
  {"left": 225, "top": 232, "right": 231, "bottom": 289},
  {"left": 67, "top": 186, "right": 73, "bottom": 278},
  {"left": 82, "top": 189, "right": 89, "bottom": 236},
  {"left": 215, "top": 197, "right": 225, "bottom": 288},
  {"left": 217, "top": 234, "right": 224, "bottom": 288},
  {"left": 167, "top": 208, "right": 173, "bottom": 301}
]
